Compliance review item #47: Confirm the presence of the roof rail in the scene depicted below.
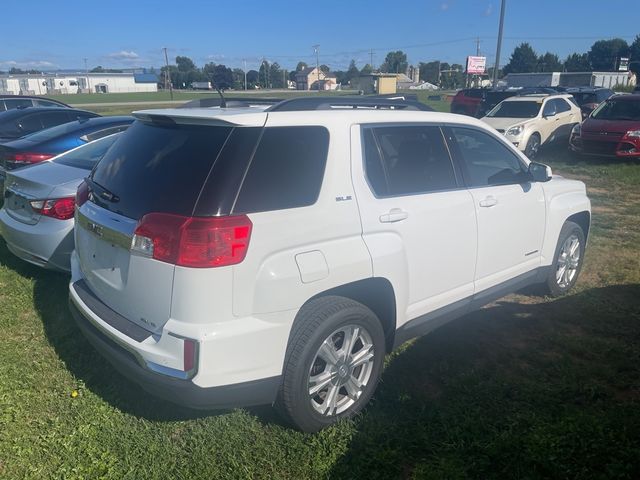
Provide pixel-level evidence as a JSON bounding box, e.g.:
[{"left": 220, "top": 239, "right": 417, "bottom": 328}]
[
  {"left": 265, "top": 96, "right": 433, "bottom": 112},
  {"left": 179, "top": 97, "right": 284, "bottom": 109}
]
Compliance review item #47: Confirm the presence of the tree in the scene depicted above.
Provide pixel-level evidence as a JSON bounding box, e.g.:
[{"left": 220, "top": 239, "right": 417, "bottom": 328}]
[
  {"left": 345, "top": 59, "right": 360, "bottom": 84},
  {"left": 269, "top": 62, "right": 286, "bottom": 88},
  {"left": 419, "top": 61, "right": 440, "bottom": 85},
  {"left": 503, "top": 43, "right": 538, "bottom": 74},
  {"left": 232, "top": 68, "right": 245, "bottom": 90},
  {"left": 537, "top": 52, "right": 563, "bottom": 72},
  {"left": 588, "top": 38, "right": 629, "bottom": 71},
  {"left": 319, "top": 64, "right": 330, "bottom": 73},
  {"left": 210, "top": 64, "right": 233, "bottom": 90},
  {"left": 360, "top": 64, "right": 373, "bottom": 75},
  {"left": 246, "top": 70, "right": 259, "bottom": 88},
  {"left": 175, "top": 56, "right": 196, "bottom": 72},
  {"left": 380, "top": 50, "right": 408, "bottom": 73},
  {"left": 90, "top": 66, "right": 123, "bottom": 73},
  {"left": 629, "top": 35, "right": 640, "bottom": 61},
  {"left": 258, "top": 60, "right": 270, "bottom": 88},
  {"left": 295, "top": 61, "right": 308, "bottom": 71},
  {"left": 564, "top": 53, "right": 591, "bottom": 72}
]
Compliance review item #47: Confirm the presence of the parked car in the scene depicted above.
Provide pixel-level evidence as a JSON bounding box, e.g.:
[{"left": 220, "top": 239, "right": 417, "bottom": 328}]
[
  {"left": 481, "top": 94, "right": 582, "bottom": 158},
  {"left": 565, "top": 87, "right": 615, "bottom": 118},
  {"left": 0, "top": 133, "right": 123, "bottom": 271},
  {"left": 68, "top": 96, "right": 590, "bottom": 432},
  {"left": 451, "top": 87, "right": 559, "bottom": 118},
  {"left": 570, "top": 94, "right": 640, "bottom": 158},
  {"left": 0, "top": 107, "right": 98, "bottom": 143},
  {"left": 0, "top": 95, "right": 70, "bottom": 112},
  {"left": 0, "top": 115, "right": 133, "bottom": 186}
]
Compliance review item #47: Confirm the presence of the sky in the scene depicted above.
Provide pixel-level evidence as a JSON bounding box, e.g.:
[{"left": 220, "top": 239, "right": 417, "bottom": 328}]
[{"left": 1, "top": 0, "right": 638, "bottom": 73}]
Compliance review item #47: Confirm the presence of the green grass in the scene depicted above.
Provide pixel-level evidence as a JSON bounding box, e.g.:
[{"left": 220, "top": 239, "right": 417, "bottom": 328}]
[{"left": 0, "top": 142, "right": 639, "bottom": 476}]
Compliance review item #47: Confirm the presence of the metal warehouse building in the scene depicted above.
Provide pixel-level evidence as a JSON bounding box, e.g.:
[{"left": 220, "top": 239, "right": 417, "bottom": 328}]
[
  {"left": 0, "top": 72, "right": 158, "bottom": 95},
  {"left": 504, "top": 71, "right": 636, "bottom": 89}
]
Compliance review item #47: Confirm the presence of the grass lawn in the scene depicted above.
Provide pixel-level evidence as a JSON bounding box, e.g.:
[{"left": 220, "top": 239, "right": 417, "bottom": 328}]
[{"left": 0, "top": 119, "right": 639, "bottom": 477}]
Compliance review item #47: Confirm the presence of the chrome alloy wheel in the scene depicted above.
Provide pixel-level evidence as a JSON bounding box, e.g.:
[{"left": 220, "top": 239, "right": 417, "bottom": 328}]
[
  {"left": 308, "top": 325, "right": 375, "bottom": 416},
  {"left": 556, "top": 233, "right": 581, "bottom": 288}
]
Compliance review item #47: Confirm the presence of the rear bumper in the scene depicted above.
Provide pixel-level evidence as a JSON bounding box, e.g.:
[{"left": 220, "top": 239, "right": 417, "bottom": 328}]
[
  {"left": 69, "top": 291, "right": 281, "bottom": 410},
  {"left": 0, "top": 208, "right": 73, "bottom": 271}
]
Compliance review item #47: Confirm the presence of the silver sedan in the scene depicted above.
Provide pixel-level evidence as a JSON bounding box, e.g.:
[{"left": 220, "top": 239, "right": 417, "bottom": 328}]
[{"left": 0, "top": 133, "right": 122, "bottom": 272}]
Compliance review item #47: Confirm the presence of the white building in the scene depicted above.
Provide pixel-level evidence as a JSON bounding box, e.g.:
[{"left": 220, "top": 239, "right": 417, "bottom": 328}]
[
  {"left": 504, "top": 71, "right": 636, "bottom": 89},
  {"left": 0, "top": 72, "right": 158, "bottom": 95}
]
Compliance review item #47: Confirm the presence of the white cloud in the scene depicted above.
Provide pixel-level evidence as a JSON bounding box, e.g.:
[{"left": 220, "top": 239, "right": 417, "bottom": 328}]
[
  {"left": 207, "top": 54, "right": 226, "bottom": 61},
  {"left": 0, "top": 60, "right": 57, "bottom": 69},
  {"left": 483, "top": 3, "right": 493, "bottom": 16},
  {"left": 108, "top": 50, "right": 140, "bottom": 60},
  {"left": 440, "top": 2, "right": 450, "bottom": 11}
]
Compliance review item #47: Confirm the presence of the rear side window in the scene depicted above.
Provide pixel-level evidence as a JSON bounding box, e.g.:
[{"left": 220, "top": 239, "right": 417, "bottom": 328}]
[
  {"left": 4, "top": 98, "right": 33, "bottom": 110},
  {"left": 91, "top": 121, "right": 232, "bottom": 220},
  {"left": 16, "top": 114, "right": 43, "bottom": 135},
  {"left": 233, "top": 126, "right": 329, "bottom": 213},
  {"left": 554, "top": 98, "right": 571, "bottom": 113},
  {"left": 362, "top": 125, "right": 457, "bottom": 196},
  {"left": 40, "top": 111, "right": 73, "bottom": 128}
]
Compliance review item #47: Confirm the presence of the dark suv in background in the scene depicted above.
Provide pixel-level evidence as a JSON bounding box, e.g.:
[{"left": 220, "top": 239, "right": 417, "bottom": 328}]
[{"left": 565, "top": 87, "right": 614, "bottom": 118}]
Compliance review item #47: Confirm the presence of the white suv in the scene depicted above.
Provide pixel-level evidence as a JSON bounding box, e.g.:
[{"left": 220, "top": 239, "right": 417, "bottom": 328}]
[
  {"left": 69, "top": 96, "right": 591, "bottom": 432},
  {"left": 481, "top": 94, "right": 582, "bottom": 159}
]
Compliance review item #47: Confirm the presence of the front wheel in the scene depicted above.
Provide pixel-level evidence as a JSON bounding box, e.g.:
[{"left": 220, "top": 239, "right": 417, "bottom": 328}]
[
  {"left": 525, "top": 133, "right": 541, "bottom": 159},
  {"left": 543, "top": 221, "right": 586, "bottom": 296},
  {"left": 277, "top": 296, "right": 385, "bottom": 432}
]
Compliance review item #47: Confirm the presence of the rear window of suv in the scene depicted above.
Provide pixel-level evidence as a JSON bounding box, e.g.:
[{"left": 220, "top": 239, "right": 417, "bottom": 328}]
[{"left": 90, "top": 121, "right": 233, "bottom": 219}]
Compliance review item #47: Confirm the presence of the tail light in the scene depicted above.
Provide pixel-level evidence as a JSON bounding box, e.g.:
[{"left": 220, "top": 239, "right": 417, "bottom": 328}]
[
  {"left": 131, "top": 213, "right": 252, "bottom": 268},
  {"left": 30, "top": 197, "right": 76, "bottom": 220},
  {"left": 76, "top": 180, "right": 89, "bottom": 207},
  {"left": 6, "top": 152, "right": 54, "bottom": 166}
]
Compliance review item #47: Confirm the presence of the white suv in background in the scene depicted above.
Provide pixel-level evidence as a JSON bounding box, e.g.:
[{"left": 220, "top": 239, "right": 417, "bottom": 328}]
[
  {"left": 481, "top": 94, "right": 582, "bottom": 159},
  {"left": 69, "top": 96, "right": 591, "bottom": 432}
]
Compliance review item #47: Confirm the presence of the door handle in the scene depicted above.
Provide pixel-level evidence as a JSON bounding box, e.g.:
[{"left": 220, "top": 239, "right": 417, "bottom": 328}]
[
  {"left": 479, "top": 196, "right": 497, "bottom": 208},
  {"left": 379, "top": 208, "right": 408, "bottom": 223}
]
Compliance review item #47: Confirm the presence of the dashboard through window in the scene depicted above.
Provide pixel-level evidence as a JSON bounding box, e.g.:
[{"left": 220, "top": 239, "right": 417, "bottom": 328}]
[{"left": 449, "top": 127, "right": 527, "bottom": 187}]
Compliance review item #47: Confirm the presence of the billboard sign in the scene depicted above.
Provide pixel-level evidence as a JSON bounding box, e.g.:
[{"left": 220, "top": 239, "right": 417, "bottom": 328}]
[
  {"left": 466, "top": 56, "right": 487, "bottom": 74},
  {"left": 618, "top": 57, "right": 629, "bottom": 72}
]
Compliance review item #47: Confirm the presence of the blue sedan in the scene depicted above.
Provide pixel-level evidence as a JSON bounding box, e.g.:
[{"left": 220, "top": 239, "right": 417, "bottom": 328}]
[{"left": 0, "top": 116, "right": 133, "bottom": 178}]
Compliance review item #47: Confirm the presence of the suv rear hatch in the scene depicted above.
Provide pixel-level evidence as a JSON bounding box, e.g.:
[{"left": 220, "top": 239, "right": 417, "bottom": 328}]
[{"left": 75, "top": 113, "right": 266, "bottom": 335}]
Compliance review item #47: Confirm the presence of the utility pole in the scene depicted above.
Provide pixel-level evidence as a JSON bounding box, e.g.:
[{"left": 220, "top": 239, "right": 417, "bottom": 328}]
[
  {"left": 475, "top": 37, "right": 481, "bottom": 56},
  {"left": 243, "top": 59, "right": 247, "bottom": 90},
  {"left": 313, "top": 44, "right": 320, "bottom": 92},
  {"left": 369, "top": 48, "right": 375, "bottom": 70},
  {"left": 83, "top": 57, "right": 90, "bottom": 94},
  {"left": 492, "top": 0, "right": 506, "bottom": 87},
  {"left": 162, "top": 47, "right": 173, "bottom": 100}
]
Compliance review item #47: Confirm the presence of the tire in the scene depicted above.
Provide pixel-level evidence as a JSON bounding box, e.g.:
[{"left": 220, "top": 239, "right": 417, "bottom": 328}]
[
  {"left": 543, "top": 221, "right": 586, "bottom": 297},
  {"left": 525, "top": 133, "right": 541, "bottom": 159},
  {"left": 276, "top": 296, "right": 385, "bottom": 432}
]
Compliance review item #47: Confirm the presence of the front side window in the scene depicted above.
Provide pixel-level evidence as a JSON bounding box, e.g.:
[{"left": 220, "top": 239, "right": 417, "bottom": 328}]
[
  {"left": 554, "top": 98, "right": 571, "bottom": 113},
  {"left": 362, "top": 125, "right": 457, "bottom": 197},
  {"left": 542, "top": 100, "right": 557, "bottom": 117},
  {"left": 450, "top": 127, "right": 527, "bottom": 187}
]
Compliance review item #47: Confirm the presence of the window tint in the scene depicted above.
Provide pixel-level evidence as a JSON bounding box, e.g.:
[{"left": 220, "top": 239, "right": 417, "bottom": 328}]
[
  {"left": 4, "top": 98, "right": 33, "bottom": 110},
  {"left": 554, "top": 98, "right": 571, "bottom": 113},
  {"left": 450, "top": 127, "right": 527, "bottom": 187},
  {"left": 53, "top": 134, "right": 120, "bottom": 170},
  {"left": 91, "top": 121, "right": 232, "bottom": 220},
  {"left": 363, "top": 125, "right": 457, "bottom": 196},
  {"left": 40, "top": 111, "right": 73, "bottom": 128},
  {"left": 233, "top": 126, "right": 329, "bottom": 213},
  {"left": 16, "top": 114, "right": 43, "bottom": 135},
  {"left": 20, "top": 117, "right": 81, "bottom": 141},
  {"left": 542, "top": 100, "right": 557, "bottom": 116},
  {"left": 36, "top": 99, "right": 63, "bottom": 108}
]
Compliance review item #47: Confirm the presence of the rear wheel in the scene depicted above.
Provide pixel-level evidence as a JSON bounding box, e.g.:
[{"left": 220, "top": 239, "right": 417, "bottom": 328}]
[
  {"left": 525, "top": 133, "right": 541, "bottom": 159},
  {"left": 543, "top": 221, "right": 585, "bottom": 296},
  {"left": 277, "top": 296, "right": 385, "bottom": 432}
]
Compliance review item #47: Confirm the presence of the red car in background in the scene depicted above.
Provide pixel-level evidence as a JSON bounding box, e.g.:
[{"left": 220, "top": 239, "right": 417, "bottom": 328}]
[{"left": 570, "top": 94, "right": 640, "bottom": 158}]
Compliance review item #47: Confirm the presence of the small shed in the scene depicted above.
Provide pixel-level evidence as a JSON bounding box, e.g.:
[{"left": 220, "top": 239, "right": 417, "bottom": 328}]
[{"left": 352, "top": 74, "right": 397, "bottom": 95}]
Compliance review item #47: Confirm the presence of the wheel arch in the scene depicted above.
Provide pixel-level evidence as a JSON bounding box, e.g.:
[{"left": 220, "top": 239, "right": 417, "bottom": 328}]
[
  {"left": 298, "top": 277, "right": 397, "bottom": 353},
  {"left": 566, "top": 210, "right": 591, "bottom": 240}
]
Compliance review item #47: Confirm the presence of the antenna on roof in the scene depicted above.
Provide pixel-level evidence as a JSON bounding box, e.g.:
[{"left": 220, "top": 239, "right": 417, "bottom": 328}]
[{"left": 214, "top": 86, "right": 227, "bottom": 108}]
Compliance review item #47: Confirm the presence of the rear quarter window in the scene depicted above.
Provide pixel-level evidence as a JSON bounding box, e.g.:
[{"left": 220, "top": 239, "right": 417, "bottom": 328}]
[{"left": 232, "top": 126, "right": 329, "bottom": 214}]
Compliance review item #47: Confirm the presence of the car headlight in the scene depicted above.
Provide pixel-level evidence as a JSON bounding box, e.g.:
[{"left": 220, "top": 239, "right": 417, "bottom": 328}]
[
  {"left": 506, "top": 125, "right": 524, "bottom": 136},
  {"left": 625, "top": 130, "right": 640, "bottom": 139},
  {"left": 571, "top": 123, "right": 581, "bottom": 135}
]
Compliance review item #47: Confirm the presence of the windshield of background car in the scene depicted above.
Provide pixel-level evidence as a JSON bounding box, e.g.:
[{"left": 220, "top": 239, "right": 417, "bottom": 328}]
[
  {"left": 590, "top": 99, "right": 640, "bottom": 121},
  {"left": 486, "top": 100, "right": 541, "bottom": 118},
  {"left": 52, "top": 134, "right": 120, "bottom": 170}
]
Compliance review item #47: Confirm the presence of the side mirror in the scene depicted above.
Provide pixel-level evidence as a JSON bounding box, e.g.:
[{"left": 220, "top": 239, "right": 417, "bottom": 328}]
[{"left": 528, "top": 161, "right": 552, "bottom": 182}]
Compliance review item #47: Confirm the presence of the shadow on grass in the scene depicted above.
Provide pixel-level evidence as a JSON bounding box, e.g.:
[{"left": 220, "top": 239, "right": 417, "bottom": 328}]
[{"left": 329, "top": 284, "right": 640, "bottom": 479}]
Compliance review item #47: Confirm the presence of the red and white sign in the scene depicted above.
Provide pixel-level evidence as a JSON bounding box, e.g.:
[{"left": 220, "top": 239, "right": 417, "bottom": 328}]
[{"left": 466, "top": 56, "right": 486, "bottom": 74}]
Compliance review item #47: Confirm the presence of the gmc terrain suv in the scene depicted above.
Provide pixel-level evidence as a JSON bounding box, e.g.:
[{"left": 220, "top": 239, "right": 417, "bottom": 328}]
[{"left": 69, "top": 96, "right": 591, "bottom": 432}]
